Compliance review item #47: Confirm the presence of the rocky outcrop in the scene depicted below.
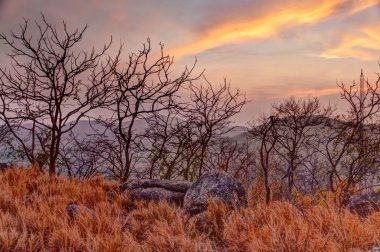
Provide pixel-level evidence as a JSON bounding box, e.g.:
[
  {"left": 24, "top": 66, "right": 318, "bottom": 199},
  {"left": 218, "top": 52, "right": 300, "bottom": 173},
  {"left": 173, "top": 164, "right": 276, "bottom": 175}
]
[
  {"left": 120, "top": 179, "right": 192, "bottom": 193},
  {"left": 120, "top": 172, "right": 247, "bottom": 213},
  {"left": 121, "top": 179, "right": 192, "bottom": 206},
  {"left": 183, "top": 171, "right": 247, "bottom": 215},
  {"left": 349, "top": 189, "right": 380, "bottom": 217},
  {"left": 130, "top": 187, "right": 186, "bottom": 205}
]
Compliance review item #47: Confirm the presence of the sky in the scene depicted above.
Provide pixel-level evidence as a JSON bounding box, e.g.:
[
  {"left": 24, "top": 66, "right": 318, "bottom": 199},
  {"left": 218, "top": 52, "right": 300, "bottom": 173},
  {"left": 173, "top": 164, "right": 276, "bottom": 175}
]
[{"left": 0, "top": 0, "right": 380, "bottom": 124}]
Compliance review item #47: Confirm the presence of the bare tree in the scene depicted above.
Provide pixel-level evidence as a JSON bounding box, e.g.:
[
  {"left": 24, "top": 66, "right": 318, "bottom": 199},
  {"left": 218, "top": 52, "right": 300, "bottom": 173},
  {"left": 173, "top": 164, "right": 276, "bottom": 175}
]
[
  {"left": 209, "top": 136, "right": 255, "bottom": 184},
  {"left": 58, "top": 131, "right": 105, "bottom": 179},
  {"left": 274, "top": 97, "right": 333, "bottom": 200},
  {"left": 143, "top": 77, "right": 247, "bottom": 181},
  {"left": 322, "top": 73, "right": 380, "bottom": 205},
  {"left": 181, "top": 78, "right": 247, "bottom": 179},
  {"left": 251, "top": 97, "right": 333, "bottom": 201},
  {"left": 93, "top": 40, "right": 198, "bottom": 182},
  {"left": 249, "top": 115, "right": 278, "bottom": 204},
  {"left": 144, "top": 109, "right": 195, "bottom": 179},
  {"left": 0, "top": 15, "right": 118, "bottom": 174}
]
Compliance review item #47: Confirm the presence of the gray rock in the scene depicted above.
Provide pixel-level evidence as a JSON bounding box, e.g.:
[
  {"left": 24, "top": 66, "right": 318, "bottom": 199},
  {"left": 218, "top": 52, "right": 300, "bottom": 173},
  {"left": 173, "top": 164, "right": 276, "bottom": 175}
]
[
  {"left": 120, "top": 179, "right": 192, "bottom": 193},
  {"left": 121, "top": 222, "right": 132, "bottom": 232},
  {"left": 66, "top": 203, "right": 96, "bottom": 220},
  {"left": 120, "top": 178, "right": 192, "bottom": 206},
  {"left": 130, "top": 187, "right": 186, "bottom": 205},
  {"left": 183, "top": 171, "right": 247, "bottom": 215},
  {"left": 349, "top": 189, "right": 380, "bottom": 217},
  {"left": 0, "top": 163, "right": 11, "bottom": 171}
]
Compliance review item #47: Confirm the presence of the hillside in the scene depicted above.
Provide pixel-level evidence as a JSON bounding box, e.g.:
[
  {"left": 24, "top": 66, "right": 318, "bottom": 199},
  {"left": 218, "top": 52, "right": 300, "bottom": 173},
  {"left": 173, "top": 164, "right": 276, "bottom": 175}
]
[{"left": 0, "top": 168, "right": 379, "bottom": 251}]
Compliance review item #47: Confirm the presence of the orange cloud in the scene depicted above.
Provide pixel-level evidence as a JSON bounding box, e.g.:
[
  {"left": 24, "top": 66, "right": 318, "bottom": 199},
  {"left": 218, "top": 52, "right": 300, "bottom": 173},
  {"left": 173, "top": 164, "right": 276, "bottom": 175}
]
[
  {"left": 268, "top": 87, "right": 341, "bottom": 100},
  {"left": 345, "top": 0, "right": 380, "bottom": 15},
  {"left": 321, "top": 25, "right": 380, "bottom": 60},
  {"left": 292, "top": 87, "right": 341, "bottom": 97},
  {"left": 170, "top": 0, "right": 379, "bottom": 58}
]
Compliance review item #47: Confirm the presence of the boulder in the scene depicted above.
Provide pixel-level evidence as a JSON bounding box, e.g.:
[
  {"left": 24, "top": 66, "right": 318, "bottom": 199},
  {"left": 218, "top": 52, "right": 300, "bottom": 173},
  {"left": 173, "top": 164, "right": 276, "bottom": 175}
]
[
  {"left": 121, "top": 179, "right": 193, "bottom": 206},
  {"left": 183, "top": 171, "right": 247, "bottom": 215},
  {"left": 66, "top": 203, "right": 96, "bottom": 220},
  {"left": 121, "top": 222, "right": 132, "bottom": 232},
  {"left": 349, "top": 189, "right": 380, "bottom": 217}
]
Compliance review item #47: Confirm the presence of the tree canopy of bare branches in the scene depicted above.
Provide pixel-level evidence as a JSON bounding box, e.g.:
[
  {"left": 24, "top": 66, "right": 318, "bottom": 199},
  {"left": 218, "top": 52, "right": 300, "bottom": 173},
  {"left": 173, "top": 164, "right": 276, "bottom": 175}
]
[
  {"left": 144, "top": 77, "right": 247, "bottom": 181},
  {"left": 250, "top": 97, "right": 333, "bottom": 202},
  {"left": 321, "top": 73, "right": 380, "bottom": 205},
  {"left": 0, "top": 15, "right": 118, "bottom": 174},
  {"left": 182, "top": 78, "right": 247, "bottom": 178},
  {"left": 92, "top": 40, "right": 199, "bottom": 182}
]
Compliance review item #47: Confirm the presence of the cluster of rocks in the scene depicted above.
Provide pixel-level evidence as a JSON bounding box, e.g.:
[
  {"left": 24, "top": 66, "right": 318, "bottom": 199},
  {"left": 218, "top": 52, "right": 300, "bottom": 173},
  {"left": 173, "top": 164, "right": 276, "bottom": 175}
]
[
  {"left": 66, "top": 171, "right": 247, "bottom": 223},
  {"left": 120, "top": 170, "right": 247, "bottom": 216},
  {"left": 65, "top": 170, "right": 380, "bottom": 226}
]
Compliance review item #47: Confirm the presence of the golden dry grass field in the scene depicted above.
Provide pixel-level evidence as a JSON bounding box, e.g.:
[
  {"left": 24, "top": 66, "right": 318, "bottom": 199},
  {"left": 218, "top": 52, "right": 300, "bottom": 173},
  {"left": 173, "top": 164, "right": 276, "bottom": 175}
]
[{"left": 0, "top": 168, "right": 379, "bottom": 251}]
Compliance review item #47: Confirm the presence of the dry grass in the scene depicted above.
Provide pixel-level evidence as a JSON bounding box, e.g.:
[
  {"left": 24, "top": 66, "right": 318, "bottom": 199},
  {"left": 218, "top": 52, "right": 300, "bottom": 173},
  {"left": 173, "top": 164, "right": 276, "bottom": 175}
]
[{"left": 0, "top": 168, "right": 379, "bottom": 251}]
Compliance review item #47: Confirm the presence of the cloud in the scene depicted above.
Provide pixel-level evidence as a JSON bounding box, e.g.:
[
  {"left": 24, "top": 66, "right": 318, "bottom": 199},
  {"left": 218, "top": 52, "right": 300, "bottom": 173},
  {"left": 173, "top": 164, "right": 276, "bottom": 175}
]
[
  {"left": 169, "top": 0, "right": 379, "bottom": 58},
  {"left": 320, "top": 24, "right": 380, "bottom": 60},
  {"left": 330, "top": 0, "right": 380, "bottom": 17},
  {"left": 251, "top": 84, "right": 341, "bottom": 101},
  {"left": 276, "top": 87, "right": 341, "bottom": 98}
]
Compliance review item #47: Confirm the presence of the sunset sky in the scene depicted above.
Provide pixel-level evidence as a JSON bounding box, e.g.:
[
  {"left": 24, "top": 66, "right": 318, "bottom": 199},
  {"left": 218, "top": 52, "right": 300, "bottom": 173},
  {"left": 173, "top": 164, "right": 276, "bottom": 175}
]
[{"left": 0, "top": 0, "right": 380, "bottom": 123}]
